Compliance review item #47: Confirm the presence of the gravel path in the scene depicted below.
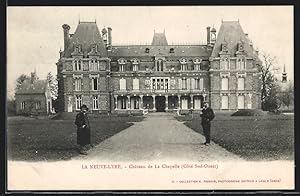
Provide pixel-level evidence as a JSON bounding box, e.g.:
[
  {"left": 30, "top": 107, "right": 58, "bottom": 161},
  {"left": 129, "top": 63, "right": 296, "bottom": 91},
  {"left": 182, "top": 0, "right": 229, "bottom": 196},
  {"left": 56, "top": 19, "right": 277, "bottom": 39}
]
[{"left": 73, "top": 113, "right": 243, "bottom": 162}]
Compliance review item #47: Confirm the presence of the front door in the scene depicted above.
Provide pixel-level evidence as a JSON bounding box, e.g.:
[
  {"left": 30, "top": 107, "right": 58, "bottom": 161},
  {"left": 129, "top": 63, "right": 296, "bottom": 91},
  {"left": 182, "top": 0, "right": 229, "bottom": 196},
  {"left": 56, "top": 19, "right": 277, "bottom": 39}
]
[{"left": 155, "top": 96, "right": 166, "bottom": 112}]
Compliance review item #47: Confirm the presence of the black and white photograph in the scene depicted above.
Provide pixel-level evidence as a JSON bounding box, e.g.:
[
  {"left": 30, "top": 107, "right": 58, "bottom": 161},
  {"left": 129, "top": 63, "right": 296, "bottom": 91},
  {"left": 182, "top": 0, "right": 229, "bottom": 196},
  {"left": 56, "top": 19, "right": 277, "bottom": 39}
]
[{"left": 6, "top": 6, "right": 294, "bottom": 190}]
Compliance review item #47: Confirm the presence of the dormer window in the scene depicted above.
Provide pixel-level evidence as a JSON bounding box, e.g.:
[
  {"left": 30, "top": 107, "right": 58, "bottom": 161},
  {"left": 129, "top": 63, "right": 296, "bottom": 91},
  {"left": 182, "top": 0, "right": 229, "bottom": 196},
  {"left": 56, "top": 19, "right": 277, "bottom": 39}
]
[
  {"left": 118, "top": 58, "right": 126, "bottom": 72},
  {"left": 238, "top": 42, "right": 244, "bottom": 52},
  {"left": 170, "top": 48, "right": 174, "bottom": 53},
  {"left": 145, "top": 48, "right": 150, "bottom": 53},
  {"left": 179, "top": 58, "right": 188, "bottom": 71},
  {"left": 90, "top": 44, "right": 98, "bottom": 54},
  {"left": 131, "top": 58, "right": 140, "bottom": 71},
  {"left": 74, "top": 44, "right": 82, "bottom": 53},
  {"left": 221, "top": 43, "right": 228, "bottom": 52},
  {"left": 193, "top": 58, "right": 202, "bottom": 71}
]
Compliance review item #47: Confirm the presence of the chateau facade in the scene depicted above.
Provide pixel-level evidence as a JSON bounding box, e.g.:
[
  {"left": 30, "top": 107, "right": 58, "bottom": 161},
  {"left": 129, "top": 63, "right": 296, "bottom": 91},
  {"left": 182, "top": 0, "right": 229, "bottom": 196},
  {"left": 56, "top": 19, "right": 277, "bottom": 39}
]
[{"left": 56, "top": 21, "right": 261, "bottom": 114}]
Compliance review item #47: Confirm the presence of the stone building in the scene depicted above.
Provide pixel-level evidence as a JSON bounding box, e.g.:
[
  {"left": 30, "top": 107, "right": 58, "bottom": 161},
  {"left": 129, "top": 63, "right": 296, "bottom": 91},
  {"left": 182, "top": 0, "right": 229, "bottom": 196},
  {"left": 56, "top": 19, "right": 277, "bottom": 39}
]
[
  {"left": 56, "top": 20, "right": 261, "bottom": 114},
  {"left": 15, "top": 72, "right": 53, "bottom": 115}
]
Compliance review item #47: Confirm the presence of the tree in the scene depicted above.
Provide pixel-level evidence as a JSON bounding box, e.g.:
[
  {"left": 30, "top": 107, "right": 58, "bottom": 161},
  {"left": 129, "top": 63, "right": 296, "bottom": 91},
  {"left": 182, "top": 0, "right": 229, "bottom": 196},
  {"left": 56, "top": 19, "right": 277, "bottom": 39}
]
[
  {"left": 15, "top": 74, "right": 30, "bottom": 91},
  {"left": 46, "top": 72, "right": 58, "bottom": 100},
  {"left": 278, "top": 81, "right": 294, "bottom": 110},
  {"left": 259, "top": 53, "right": 281, "bottom": 111}
]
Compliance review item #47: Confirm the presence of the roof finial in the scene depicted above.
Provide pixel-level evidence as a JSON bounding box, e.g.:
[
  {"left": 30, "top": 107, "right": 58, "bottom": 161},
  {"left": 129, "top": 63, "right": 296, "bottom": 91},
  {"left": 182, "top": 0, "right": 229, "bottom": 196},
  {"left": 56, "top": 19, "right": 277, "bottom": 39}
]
[
  {"left": 154, "top": 29, "right": 155, "bottom": 34},
  {"left": 164, "top": 28, "right": 165, "bottom": 34},
  {"left": 283, "top": 64, "right": 286, "bottom": 73},
  {"left": 222, "top": 18, "right": 223, "bottom": 23},
  {"left": 95, "top": 18, "right": 97, "bottom": 23}
]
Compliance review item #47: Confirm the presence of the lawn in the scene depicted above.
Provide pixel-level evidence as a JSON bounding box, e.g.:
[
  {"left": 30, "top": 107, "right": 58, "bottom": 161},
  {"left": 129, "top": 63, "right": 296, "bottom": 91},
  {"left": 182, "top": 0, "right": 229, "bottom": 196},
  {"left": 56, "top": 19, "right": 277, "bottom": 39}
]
[
  {"left": 176, "top": 114, "right": 294, "bottom": 161},
  {"left": 7, "top": 115, "right": 144, "bottom": 161}
]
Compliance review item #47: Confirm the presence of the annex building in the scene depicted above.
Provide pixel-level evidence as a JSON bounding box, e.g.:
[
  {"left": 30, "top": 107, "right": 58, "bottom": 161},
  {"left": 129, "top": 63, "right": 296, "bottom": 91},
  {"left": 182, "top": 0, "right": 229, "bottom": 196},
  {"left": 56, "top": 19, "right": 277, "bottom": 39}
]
[{"left": 56, "top": 20, "right": 261, "bottom": 114}]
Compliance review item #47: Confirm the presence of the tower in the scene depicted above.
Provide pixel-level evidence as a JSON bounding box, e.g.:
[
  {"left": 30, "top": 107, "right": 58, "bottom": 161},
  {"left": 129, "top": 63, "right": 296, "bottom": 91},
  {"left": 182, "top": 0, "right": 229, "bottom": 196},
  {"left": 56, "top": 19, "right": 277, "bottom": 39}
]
[{"left": 282, "top": 64, "right": 287, "bottom": 83}]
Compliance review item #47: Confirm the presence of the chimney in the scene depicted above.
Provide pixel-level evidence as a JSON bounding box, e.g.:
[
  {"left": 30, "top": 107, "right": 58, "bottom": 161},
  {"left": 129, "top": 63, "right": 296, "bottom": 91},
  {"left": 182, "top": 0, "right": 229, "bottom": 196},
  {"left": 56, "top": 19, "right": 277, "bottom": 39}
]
[
  {"left": 107, "top": 27, "right": 112, "bottom": 51},
  {"left": 206, "top": 27, "right": 211, "bottom": 45},
  {"left": 62, "top": 24, "right": 70, "bottom": 51}
]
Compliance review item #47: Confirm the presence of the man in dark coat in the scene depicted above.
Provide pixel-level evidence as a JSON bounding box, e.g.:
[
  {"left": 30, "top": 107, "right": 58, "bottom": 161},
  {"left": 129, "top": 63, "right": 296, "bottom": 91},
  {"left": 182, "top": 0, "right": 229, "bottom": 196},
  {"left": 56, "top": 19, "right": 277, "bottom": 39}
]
[
  {"left": 200, "top": 102, "right": 215, "bottom": 146},
  {"left": 75, "top": 104, "right": 91, "bottom": 155}
]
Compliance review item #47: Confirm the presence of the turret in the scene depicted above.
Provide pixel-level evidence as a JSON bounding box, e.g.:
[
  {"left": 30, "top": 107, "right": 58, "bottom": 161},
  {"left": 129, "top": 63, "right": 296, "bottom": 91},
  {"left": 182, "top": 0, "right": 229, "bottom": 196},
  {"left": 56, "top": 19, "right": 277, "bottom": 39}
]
[{"left": 62, "top": 24, "right": 70, "bottom": 51}]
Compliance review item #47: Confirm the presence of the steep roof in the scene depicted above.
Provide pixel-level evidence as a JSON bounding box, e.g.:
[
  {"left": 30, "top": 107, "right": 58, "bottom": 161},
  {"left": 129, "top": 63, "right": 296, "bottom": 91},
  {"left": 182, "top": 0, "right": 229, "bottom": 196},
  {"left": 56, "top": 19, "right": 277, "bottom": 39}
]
[
  {"left": 16, "top": 80, "right": 48, "bottom": 95},
  {"left": 211, "top": 21, "right": 258, "bottom": 58},
  {"left": 151, "top": 32, "right": 168, "bottom": 46},
  {"left": 109, "top": 45, "right": 211, "bottom": 60},
  {"left": 63, "top": 22, "right": 108, "bottom": 58}
]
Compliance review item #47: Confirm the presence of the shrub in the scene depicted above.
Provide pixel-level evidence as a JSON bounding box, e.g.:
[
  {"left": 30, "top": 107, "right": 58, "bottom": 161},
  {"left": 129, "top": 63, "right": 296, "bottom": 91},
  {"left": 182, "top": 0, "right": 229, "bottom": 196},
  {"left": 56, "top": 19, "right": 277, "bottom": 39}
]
[{"left": 231, "top": 109, "right": 265, "bottom": 116}]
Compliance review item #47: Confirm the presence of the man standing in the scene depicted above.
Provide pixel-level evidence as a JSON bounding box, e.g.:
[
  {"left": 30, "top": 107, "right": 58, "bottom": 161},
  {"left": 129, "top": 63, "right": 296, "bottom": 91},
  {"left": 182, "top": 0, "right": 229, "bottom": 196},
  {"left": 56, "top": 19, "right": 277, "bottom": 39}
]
[
  {"left": 75, "top": 104, "right": 91, "bottom": 155},
  {"left": 200, "top": 102, "right": 215, "bottom": 146}
]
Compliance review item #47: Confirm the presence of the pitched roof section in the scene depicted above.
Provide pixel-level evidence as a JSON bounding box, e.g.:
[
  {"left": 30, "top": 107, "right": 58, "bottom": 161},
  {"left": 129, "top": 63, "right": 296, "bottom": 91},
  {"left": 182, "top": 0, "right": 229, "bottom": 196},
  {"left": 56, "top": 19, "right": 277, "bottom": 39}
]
[
  {"left": 211, "top": 21, "right": 258, "bottom": 58},
  {"left": 16, "top": 80, "right": 48, "bottom": 95},
  {"left": 109, "top": 45, "right": 211, "bottom": 60},
  {"left": 63, "top": 22, "right": 108, "bottom": 58},
  {"left": 151, "top": 32, "right": 168, "bottom": 46}
]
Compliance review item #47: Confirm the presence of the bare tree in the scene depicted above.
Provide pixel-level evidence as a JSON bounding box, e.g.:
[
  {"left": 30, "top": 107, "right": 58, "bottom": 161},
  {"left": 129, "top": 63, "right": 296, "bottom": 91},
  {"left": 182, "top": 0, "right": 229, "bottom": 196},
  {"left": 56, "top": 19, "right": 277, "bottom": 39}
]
[{"left": 259, "top": 53, "right": 281, "bottom": 111}]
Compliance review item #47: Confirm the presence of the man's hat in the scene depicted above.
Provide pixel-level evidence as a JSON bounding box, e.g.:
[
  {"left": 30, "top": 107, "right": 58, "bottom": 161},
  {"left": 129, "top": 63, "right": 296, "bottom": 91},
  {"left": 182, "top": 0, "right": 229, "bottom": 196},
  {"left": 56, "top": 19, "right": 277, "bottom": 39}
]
[
  {"left": 80, "top": 104, "right": 88, "bottom": 110},
  {"left": 203, "top": 101, "right": 209, "bottom": 104}
]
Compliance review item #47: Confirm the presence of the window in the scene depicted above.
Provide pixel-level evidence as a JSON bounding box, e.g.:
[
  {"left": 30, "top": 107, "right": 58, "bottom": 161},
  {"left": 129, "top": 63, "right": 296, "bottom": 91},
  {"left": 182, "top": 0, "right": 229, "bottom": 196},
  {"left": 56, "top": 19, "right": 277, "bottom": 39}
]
[
  {"left": 35, "top": 101, "right": 41, "bottom": 110},
  {"left": 238, "top": 95, "right": 245, "bottom": 109},
  {"left": 133, "top": 64, "right": 138, "bottom": 71},
  {"left": 90, "top": 59, "right": 98, "bottom": 71},
  {"left": 21, "top": 102, "right": 25, "bottom": 110},
  {"left": 75, "top": 95, "right": 82, "bottom": 110},
  {"left": 221, "top": 95, "right": 229, "bottom": 109},
  {"left": 165, "top": 79, "right": 169, "bottom": 90},
  {"left": 92, "top": 78, "right": 98, "bottom": 91},
  {"left": 237, "top": 58, "right": 245, "bottom": 70},
  {"left": 195, "top": 78, "right": 203, "bottom": 90},
  {"left": 221, "top": 77, "right": 229, "bottom": 90},
  {"left": 220, "top": 58, "right": 229, "bottom": 70},
  {"left": 170, "top": 48, "right": 174, "bottom": 53},
  {"left": 237, "top": 77, "right": 245, "bottom": 90},
  {"left": 93, "top": 96, "right": 99, "bottom": 110},
  {"left": 145, "top": 48, "right": 150, "bottom": 53},
  {"left": 133, "top": 78, "right": 139, "bottom": 90},
  {"left": 181, "top": 97, "right": 188, "bottom": 109},
  {"left": 74, "top": 60, "right": 82, "bottom": 71},
  {"left": 74, "top": 78, "right": 82, "bottom": 91},
  {"left": 194, "top": 97, "right": 201, "bottom": 109},
  {"left": 156, "top": 59, "right": 163, "bottom": 71},
  {"left": 194, "top": 64, "right": 201, "bottom": 71},
  {"left": 152, "top": 79, "right": 156, "bottom": 89},
  {"left": 182, "top": 78, "right": 187, "bottom": 89},
  {"left": 119, "top": 64, "right": 125, "bottom": 72},
  {"left": 120, "top": 78, "right": 126, "bottom": 90},
  {"left": 181, "top": 64, "right": 188, "bottom": 71}
]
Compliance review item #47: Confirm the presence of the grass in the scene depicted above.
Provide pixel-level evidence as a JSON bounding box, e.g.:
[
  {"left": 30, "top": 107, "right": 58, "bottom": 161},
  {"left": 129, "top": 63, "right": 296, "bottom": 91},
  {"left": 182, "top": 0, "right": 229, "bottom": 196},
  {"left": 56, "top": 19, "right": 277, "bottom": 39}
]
[
  {"left": 7, "top": 115, "right": 144, "bottom": 161},
  {"left": 177, "top": 113, "right": 294, "bottom": 161}
]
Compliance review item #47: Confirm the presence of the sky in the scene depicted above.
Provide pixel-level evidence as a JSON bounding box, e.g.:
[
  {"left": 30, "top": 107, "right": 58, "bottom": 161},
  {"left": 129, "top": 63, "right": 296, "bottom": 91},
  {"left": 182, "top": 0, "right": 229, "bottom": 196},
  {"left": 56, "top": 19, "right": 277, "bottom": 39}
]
[{"left": 7, "top": 6, "right": 293, "bottom": 99}]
